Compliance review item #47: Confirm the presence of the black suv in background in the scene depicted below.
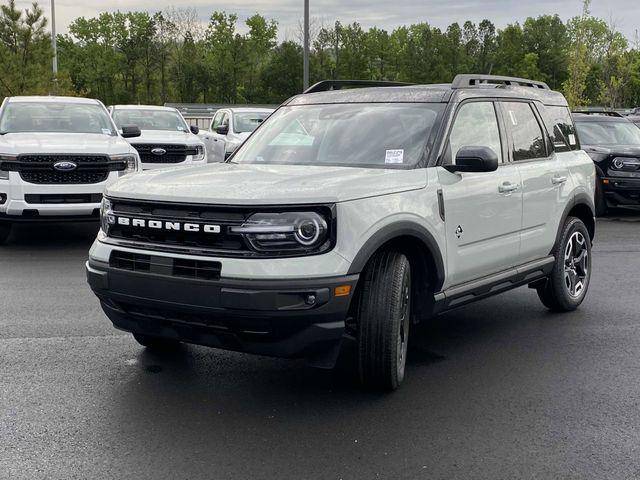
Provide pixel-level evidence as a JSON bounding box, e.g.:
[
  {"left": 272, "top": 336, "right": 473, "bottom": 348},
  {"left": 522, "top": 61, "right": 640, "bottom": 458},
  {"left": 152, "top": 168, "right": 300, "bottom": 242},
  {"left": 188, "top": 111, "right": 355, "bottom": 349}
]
[{"left": 574, "top": 113, "right": 640, "bottom": 215}]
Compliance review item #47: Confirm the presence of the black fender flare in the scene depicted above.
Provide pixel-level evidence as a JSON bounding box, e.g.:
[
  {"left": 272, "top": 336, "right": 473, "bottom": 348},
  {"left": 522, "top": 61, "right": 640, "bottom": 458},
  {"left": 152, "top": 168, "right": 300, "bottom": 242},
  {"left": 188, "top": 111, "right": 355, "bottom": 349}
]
[
  {"left": 551, "top": 192, "right": 596, "bottom": 252},
  {"left": 347, "top": 221, "right": 446, "bottom": 292}
]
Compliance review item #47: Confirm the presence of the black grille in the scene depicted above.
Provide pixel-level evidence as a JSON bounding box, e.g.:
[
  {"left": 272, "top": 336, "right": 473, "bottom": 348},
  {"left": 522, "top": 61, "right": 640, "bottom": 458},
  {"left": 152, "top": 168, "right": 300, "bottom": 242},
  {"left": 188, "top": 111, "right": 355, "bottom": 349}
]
[
  {"left": 107, "top": 198, "right": 248, "bottom": 253},
  {"left": 25, "top": 193, "right": 103, "bottom": 204},
  {"left": 105, "top": 198, "right": 334, "bottom": 257},
  {"left": 13, "top": 155, "right": 111, "bottom": 184},
  {"left": 110, "top": 250, "right": 222, "bottom": 280},
  {"left": 132, "top": 144, "right": 197, "bottom": 164}
]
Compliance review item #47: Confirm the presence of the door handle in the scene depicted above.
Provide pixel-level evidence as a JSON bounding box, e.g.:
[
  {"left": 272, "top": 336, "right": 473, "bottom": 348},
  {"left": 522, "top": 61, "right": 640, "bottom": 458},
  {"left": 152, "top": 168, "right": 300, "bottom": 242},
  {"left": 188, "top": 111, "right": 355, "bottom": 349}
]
[
  {"left": 498, "top": 182, "right": 520, "bottom": 194},
  {"left": 552, "top": 175, "right": 568, "bottom": 185}
]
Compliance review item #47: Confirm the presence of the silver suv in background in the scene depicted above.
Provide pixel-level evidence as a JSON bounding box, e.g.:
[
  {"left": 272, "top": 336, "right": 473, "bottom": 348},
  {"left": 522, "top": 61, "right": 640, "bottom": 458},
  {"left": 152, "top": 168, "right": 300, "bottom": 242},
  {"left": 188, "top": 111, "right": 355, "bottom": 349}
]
[
  {"left": 0, "top": 96, "right": 141, "bottom": 244},
  {"left": 110, "top": 105, "right": 206, "bottom": 170},
  {"left": 201, "top": 107, "right": 273, "bottom": 162}
]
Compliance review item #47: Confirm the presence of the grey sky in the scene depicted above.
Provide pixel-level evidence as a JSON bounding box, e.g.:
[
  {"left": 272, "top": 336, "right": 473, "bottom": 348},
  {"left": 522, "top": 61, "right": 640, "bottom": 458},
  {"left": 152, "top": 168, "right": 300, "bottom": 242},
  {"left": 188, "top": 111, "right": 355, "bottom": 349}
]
[{"left": 16, "top": 0, "right": 640, "bottom": 41}]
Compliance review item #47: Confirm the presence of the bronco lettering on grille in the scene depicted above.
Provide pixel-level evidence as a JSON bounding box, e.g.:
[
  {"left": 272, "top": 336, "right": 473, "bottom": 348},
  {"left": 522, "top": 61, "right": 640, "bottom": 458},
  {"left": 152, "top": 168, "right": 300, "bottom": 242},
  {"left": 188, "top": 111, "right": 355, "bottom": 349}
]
[{"left": 116, "top": 216, "right": 221, "bottom": 233}]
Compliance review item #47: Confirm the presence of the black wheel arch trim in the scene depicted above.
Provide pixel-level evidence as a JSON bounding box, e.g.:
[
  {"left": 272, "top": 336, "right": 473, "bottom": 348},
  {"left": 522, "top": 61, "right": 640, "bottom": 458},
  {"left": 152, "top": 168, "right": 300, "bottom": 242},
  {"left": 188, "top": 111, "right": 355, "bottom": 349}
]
[
  {"left": 551, "top": 192, "right": 595, "bottom": 253},
  {"left": 347, "top": 221, "right": 445, "bottom": 291}
]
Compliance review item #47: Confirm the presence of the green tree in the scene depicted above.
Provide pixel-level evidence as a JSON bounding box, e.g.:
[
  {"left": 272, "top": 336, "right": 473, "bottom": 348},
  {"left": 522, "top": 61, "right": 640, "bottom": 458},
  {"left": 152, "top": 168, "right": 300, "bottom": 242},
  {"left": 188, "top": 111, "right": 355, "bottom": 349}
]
[{"left": 0, "top": 0, "right": 52, "bottom": 96}]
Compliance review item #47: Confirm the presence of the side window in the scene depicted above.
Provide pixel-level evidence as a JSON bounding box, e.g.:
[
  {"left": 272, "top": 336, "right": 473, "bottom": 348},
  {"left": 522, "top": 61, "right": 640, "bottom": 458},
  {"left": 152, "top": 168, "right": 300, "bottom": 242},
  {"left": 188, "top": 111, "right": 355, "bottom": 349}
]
[
  {"left": 210, "top": 112, "right": 222, "bottom": 131},
  {"left": 544, "top": 105, "right": 579, "bottom": 152},
  {"left": 503, "top": 102, "right": 548, "bottom": 161},
  {"left": 448, "top": 101, "right": 503, "bottom": 164},
  {"left": 220, "top": 113, "right": 229, "bottom": 128}
]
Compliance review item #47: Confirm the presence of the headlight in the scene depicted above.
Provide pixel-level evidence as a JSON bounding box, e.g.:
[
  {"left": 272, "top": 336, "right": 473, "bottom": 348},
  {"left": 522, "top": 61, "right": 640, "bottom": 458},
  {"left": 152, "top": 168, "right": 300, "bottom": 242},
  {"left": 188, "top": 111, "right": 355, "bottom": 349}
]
[
  {"left": 230, "top": 211, "right": 330, "bottom": 253},
  {"left": 612, "top": 157, "right": 640, "bottom": 170},
  {"left": 100, "top": 197, "right": 115, "bottom": 234},
  {"left": 0, "top": 154, "right": 16, "bottom": 180},
  {"left": 110, "top": 154, "right": 138, "bottom": 176},
  {"left": 193, "top": 145, "right": 205, "bottom": 162}
]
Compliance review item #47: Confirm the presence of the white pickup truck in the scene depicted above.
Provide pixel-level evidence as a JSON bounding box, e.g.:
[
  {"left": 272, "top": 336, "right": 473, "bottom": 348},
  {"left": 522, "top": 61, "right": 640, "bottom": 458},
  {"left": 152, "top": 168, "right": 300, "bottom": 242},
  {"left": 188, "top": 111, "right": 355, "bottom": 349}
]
[
  {"left": 0, "top": 96, "right": 141, "bottom": 244},
  {"left": 110, "top": 105, "right": 206, "bottom": 169}
]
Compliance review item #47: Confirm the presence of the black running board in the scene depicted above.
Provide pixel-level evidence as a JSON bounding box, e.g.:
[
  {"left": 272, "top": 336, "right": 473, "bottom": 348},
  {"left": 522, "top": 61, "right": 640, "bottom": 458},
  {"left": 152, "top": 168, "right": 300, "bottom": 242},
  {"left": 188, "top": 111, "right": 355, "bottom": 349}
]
[{"left": 433, "top": 256, "right": 555, "bottom": 314}]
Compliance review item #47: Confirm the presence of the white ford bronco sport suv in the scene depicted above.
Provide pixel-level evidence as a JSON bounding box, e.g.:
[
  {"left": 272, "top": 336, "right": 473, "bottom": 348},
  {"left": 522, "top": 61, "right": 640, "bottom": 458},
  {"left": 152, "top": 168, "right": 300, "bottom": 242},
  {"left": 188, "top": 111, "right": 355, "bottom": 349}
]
[
  {"left": 0, "top": 96, "right": 141, "bottom": 243},
  {"left": 109, "top": 105, "right": 206, "bottom": 170},
  {"left": 87, "top": 75, "right": 595, "bottom": 390}
]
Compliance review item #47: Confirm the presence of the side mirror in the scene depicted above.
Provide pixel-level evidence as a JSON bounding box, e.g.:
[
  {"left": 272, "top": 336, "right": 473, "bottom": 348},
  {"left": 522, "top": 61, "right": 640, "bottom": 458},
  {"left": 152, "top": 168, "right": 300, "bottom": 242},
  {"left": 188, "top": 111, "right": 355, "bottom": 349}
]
[
  {"left": 215, "top": 125, "right": 229, "bottom": 135},
  {"left": 190, "top": 125, "right": 199, "bottom": 135},
  {"left": 121, "top": 125, "right": 141, "bottom": 138},
  {"left": 444, "top": 146, "right": 499, "bottom": 173}
]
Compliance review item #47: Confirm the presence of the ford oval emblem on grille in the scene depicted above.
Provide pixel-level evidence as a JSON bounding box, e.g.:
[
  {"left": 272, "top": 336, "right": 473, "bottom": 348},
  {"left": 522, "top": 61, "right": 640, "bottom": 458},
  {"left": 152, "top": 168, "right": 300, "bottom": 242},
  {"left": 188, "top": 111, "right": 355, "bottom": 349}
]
[
  {"left": 151, "top": 148, "right": 167, "bottom": 156},
  {"left": 53, "top": 161, "right": 78, "bottom": 172}
]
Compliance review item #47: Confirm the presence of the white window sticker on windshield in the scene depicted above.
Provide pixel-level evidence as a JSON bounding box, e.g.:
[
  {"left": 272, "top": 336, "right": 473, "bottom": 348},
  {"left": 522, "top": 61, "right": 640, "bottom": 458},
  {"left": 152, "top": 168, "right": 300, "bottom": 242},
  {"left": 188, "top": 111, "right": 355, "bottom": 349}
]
[
  {"left": 508, "top": 110, "right": 518, "bottom": 126},
  {"left": 568, "top": 134, "right": 577, "bottom": 145},
  {"left": 385, "top": 149, "right": 404, "bottom": 164},
  {"left": 102, "top": 128, "right": 112, "bottom": 135}
]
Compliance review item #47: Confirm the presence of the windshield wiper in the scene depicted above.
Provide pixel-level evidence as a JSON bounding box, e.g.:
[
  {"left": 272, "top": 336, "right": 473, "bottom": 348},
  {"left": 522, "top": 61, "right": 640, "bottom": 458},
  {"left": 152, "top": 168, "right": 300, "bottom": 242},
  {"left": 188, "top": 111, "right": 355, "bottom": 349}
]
[{"left": 0, "top": 131, "right": 8, "bottom": 135}]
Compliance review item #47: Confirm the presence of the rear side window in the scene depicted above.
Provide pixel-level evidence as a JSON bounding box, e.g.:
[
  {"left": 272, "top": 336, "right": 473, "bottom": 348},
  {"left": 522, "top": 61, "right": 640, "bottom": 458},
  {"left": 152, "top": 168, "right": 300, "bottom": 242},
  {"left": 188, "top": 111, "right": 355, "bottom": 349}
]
[
  {"left": 503, "top": 102, "right": 547, "bottom": 161},
  {"left": 545, "top": 106, "right": 579, "bottom": 152}
]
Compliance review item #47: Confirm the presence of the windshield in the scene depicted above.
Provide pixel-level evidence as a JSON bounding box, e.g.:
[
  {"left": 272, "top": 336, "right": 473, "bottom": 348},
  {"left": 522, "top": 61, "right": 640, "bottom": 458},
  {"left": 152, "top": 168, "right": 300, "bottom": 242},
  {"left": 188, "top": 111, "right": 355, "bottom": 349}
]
[
  {"left": 0, "top": 102, "right": 115, "bottom": 135},
  {"left": 231, "top": 103, "right": 444, "bottom": 168},
  {"left": 233, "top": 112, "right": 271, "bottom": 133},
  {"left": 112, "top": 109, "right": 188, "bottom": 132},
  {"left": 575, "top": 120, "right": 640, "bottom": 146}
]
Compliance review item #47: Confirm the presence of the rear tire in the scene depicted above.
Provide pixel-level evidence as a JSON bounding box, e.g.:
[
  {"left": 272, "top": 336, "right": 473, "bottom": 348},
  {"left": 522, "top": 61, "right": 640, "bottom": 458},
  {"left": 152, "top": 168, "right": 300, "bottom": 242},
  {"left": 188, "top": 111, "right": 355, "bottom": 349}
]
[
  {"left": 357, "top": 251, "right": 411, "bottom": 391},
  {"left": 133, "top": 333, "right": 180, "bottom": 351},
  {"left": 537, "top": 217, "right": 591, "bottom": 312},
  {"left": 0, "top": 222, "right": 11, "bottom": 245}
]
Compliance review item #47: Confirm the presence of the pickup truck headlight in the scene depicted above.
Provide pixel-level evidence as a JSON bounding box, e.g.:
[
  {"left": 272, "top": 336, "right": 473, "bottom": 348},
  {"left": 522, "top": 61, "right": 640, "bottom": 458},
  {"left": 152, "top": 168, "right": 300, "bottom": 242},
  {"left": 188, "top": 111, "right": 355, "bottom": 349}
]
[
  {"left": 193, "top": 145, "right": 205, "bottom": 162},
  {"left": 230, "top": 211, "right": 330, "bottom": 253},
  {"left": 0, "top": 154, "right": 16, "bottom": 180},
  {"left": 110, "top": 154, "right": 138, "bottom": 176},
  {"left": 100, "top": 197, "right": 115, "bottom": 234}
]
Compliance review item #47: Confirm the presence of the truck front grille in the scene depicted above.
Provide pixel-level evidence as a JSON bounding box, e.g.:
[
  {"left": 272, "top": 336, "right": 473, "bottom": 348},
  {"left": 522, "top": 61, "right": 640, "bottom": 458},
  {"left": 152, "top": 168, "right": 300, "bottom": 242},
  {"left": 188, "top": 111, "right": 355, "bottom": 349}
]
[
  {"left": 132, "top": 144, "right": 197, "bottom": 164},
  {"left": 14, "top": 155, "right": 111, "bottom": 184}
]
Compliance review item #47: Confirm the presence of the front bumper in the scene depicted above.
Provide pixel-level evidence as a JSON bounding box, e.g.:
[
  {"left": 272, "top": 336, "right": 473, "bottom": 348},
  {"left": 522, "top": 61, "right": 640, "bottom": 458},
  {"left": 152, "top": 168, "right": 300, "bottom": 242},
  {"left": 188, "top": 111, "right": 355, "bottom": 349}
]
[
  {"left": 0, "top": 171, "right": 117, "bottom": 221},
  {"left": 141, "top": 157, "right": 206, "bottom": 170},
  {"left": 86, "top": 259, "right": 358, "bottom": 365},
  {"left": 602, "top": 176, "right": 640, "bottom": 206}
]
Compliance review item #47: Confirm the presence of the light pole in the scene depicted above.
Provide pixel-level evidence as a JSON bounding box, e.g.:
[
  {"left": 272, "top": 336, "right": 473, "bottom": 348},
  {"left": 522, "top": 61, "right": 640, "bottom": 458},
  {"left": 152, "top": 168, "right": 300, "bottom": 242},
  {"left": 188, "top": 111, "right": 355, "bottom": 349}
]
[
  {"left": 51, "top": 0, "right": 58, "bottom": 92},
  {"left": 303, "top": 0, "right": 309, "bottom": 91}
]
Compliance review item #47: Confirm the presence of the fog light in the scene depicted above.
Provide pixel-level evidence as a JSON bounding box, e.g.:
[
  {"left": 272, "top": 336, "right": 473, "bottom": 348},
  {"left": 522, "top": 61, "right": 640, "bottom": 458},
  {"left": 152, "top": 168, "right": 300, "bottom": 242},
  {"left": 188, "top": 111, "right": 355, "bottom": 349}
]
[{"left": 0, "top": 193, "right": 6, "bottom": 205}]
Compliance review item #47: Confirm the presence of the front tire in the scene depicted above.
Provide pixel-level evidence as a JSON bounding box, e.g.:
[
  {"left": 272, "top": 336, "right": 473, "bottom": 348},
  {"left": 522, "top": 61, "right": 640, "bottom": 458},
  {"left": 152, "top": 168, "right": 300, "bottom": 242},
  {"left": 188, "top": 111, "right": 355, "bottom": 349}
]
[
  {"left": 595, "top": 178, "right": 608, "bottom": 217},
  {"left": 357, "top": 251, "right": 411, "bottom": 391},
  {"left": 537, "top": 217, "right": 591, "bottom": 312}
]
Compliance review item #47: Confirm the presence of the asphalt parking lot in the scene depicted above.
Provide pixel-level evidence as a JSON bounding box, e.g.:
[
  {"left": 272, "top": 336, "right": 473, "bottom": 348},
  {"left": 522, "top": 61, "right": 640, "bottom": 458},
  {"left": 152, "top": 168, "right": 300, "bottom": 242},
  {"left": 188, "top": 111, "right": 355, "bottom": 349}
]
[{"left": 2, "top": 215, "right": 640, "bottom": 480}]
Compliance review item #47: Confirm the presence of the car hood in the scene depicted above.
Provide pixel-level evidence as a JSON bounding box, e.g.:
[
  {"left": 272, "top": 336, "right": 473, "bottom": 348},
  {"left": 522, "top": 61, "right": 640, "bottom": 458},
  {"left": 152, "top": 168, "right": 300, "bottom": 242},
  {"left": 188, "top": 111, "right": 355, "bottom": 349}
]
[
  {"left": 0, "top": 132, "right": 133, "bottom": 155},
  {"left": 106, "top": 162, "right": 427, "bottom": 205},
  {"left": 583, "top": 144, "right": 640, "bottom": 162},
  {"left": 129, "top": 130, "right": 203, "bottom": 145}
]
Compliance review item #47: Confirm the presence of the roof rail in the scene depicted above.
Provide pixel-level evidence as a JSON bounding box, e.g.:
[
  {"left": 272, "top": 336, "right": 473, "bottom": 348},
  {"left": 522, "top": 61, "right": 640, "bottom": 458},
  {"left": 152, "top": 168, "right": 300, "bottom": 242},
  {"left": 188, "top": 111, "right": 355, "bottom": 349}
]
[
  {"left": 452, "top": 74, "right": 550, "bottom": 90},
  {"left": 304, "top": 80, "right": 414, "bottom": 94},
  {"left": 572, "top": 108, "right": 624, "bottom": 118}
]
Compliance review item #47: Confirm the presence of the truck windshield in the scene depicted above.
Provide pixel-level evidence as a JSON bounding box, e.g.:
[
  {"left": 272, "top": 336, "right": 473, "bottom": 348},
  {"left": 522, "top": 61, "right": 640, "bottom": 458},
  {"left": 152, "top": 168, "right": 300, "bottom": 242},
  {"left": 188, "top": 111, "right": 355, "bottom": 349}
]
[
  {"left": 233, "top": 112, "right": 271, "bottom": 133},
  {"left": 576, "top": 120, "right": 640, "bottom": 146},
  {"left": 232, "top": 103, "right": 444, "bottom": 169},
  {"left": 112, "top": 109, "right": 188, "bottom": 132},
  {"left": 0, "top": 102, "right": 115, "bottom": 135}
]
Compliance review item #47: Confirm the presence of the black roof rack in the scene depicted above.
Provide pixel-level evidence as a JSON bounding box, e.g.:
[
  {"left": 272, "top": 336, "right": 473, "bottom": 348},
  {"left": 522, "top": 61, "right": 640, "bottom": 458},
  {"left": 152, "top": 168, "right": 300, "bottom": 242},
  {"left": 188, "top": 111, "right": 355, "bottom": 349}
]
[
  {"left": 304, "top": 80, "right": 415, "bottom": 94},
  {"left": 572, "top": 108, "right": 624, "bottom": 117},
  {"left": 452, "top": 74, "right": 550, "bottom": 90}
]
